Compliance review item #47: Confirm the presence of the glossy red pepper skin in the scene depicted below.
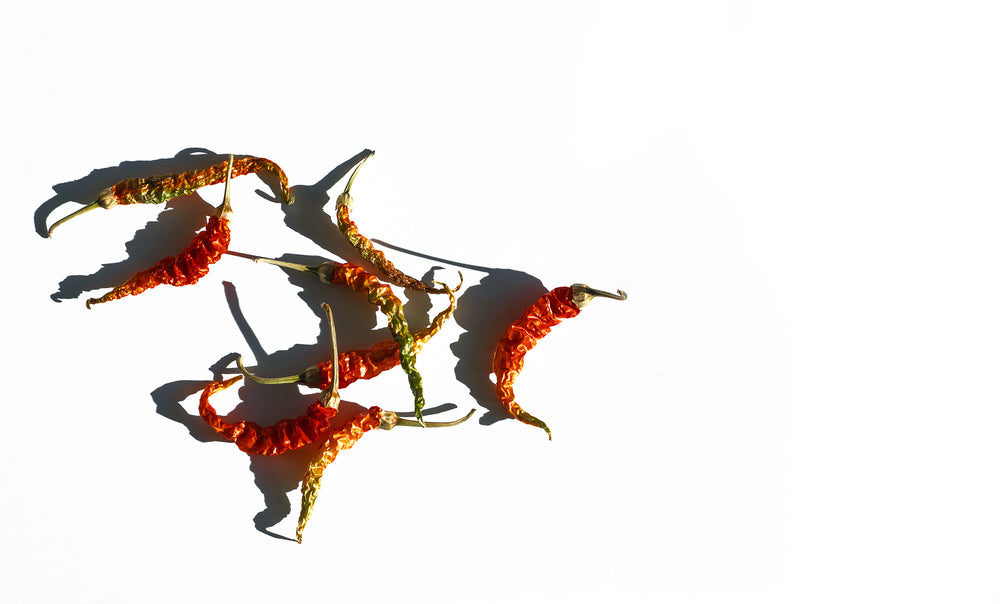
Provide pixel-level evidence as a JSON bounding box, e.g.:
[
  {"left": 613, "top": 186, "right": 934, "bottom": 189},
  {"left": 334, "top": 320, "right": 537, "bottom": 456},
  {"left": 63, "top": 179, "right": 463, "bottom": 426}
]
[
  {"left": 198, "top": 376, "right": 339, "bottom": 456},
  {"left": 492, "top": 286, "right": 582, "bottom": 439},
  {"left": 86, "top": 214, "right": 231, "bottom": 308}
]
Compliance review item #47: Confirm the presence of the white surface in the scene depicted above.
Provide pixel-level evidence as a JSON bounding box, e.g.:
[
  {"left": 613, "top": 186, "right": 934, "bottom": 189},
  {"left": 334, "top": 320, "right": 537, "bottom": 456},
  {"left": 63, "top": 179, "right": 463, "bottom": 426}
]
[{"left": 3, "top": 2, "right": 1000, "bottom": 602}]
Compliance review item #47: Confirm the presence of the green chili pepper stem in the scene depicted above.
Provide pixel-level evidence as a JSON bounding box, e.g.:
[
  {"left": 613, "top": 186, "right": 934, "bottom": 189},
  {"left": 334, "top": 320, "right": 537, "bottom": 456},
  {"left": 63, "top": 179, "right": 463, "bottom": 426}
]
[
  {"left": 570, "top": 284, "right": 628, "bottom": 308},
  {"left": 336, "top": 152, "right": 373, "bottom": 210},
  {"left": 47, "top": 201, "right": 102, "bottom": 237},
  {"left": 319, "top": 303, "right": 341, "bottom": 410},
  {"left": 379, "top": 408, "right": 475, "bottom": 430},
  {"left": 225, "top": 250, "right": 320, "bottom": 274},
  {"left": 235, "top": 355, "right": 303, "bottom": 385}
]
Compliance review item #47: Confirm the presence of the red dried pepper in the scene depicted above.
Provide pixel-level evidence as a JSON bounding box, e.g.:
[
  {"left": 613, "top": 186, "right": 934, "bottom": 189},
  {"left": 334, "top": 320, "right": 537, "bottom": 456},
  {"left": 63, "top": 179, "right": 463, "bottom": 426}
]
[
  {"left": 493, "top": 284, "right": 627, "bottom": 439},
  {"left": 86, "top": 155, "right": 236, "bottom": 309},
  {"left": 198, "top": 376, "right": 339, "bottom": 455},
  {"left": 296, "top": 405, "right": 475, "bottom": 543},
  {"left": 198, "top": 304, "right": 346, "bottom": 455}
]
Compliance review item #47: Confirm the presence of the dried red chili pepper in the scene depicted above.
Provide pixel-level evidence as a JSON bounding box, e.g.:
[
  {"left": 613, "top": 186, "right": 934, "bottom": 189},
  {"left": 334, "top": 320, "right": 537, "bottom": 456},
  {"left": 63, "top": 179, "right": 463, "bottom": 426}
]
[
  {"left": 335, "top": 154, "right": 451, "bottom": 294},
  {"left": 227, "top": 251, "right": 459, "bottom": 427},
  {"left": 296, "top": 405, "right": 475, "bottom": 543},
  {"left": 493, "top": 284, "right": 627, "bottom": 439},
  {"left": 198, "top": 304, "right": 345, "bottom": 455},
  {"left": 85, "top": 156, "right": 237, "bottom": 308},
  {"left": 48, "top": 155, "right": 292, "bottom": 236},
  {"left": 237, "top": 275, "right": 459, "bottom": 390}
]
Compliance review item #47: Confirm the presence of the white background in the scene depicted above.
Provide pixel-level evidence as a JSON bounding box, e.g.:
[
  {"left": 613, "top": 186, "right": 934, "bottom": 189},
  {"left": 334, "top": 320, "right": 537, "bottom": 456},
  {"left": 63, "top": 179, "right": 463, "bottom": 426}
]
[{"left": 3, "top": 1, "right": 1000, "bottom": 602}]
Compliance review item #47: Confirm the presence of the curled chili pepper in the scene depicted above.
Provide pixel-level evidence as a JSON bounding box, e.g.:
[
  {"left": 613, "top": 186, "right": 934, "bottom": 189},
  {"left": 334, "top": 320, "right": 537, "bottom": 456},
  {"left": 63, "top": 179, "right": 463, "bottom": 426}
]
[
  {"left": 335, "top": 153, "right": 453, "bottom": 295},
  {"left": 227, "top": 251, "right": 460, "bottom": 427},
  {"left": 85, "top": 155, "right": 237, "bottom": 309},
  {"left": 198, "top": 304, "right": 345, "bottom": 455},
  {"left": 493, "top": 284, "right": 627, "bottom": 439},
  {"left": 296, "top": 405, "right": 475, "bottom": 543},
  {"left": 237, "top": 274, "right": 459, "bottom": 390},
  {"left": 47, "top": 155, "right": 292, "bottom": 236}
]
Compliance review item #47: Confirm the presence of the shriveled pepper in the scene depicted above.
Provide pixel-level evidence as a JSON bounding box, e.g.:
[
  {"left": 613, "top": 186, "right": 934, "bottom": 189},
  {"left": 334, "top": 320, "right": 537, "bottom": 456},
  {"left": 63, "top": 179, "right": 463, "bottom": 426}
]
[
  {"left": 48, "top": 155, "right": 292, "bottom": 236},
  {"left": 227, "top": 251, "right": 459, "bottom": 427},
  {"left": 198, "top": 304, "right": 344, "bottom": 455},
  {"left": 238, "top": 275, "right": 459, "bottom": 390},
  {"left": 335, "top": 153, "right": 451, "bottom": 294},
  {"left": 86, "top": 155, "right": 238, "bottom": 308},
  {"left": 296, "top": 405, "right": 474, "bottom": 543},
  {"left": 493, "top": 284, "right": 627, "bottom": 439}
]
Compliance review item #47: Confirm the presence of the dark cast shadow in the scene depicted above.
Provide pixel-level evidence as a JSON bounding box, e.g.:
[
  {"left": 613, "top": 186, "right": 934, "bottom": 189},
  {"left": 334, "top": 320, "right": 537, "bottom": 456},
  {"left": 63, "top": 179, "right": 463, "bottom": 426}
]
[{"left": 275, "top": 148, "right": 374, "bottom": 265}]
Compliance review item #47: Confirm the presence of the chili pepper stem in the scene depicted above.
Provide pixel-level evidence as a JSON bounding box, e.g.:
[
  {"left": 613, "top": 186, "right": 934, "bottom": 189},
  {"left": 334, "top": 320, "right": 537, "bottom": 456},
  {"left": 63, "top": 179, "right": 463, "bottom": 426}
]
[
  {"left": 47, "top": 202, "right": 101, "bottom": 237},
  {"left": 319, "top": 303, "right": 341, "bottom": 409},
  {"left": 216, "top": 154, "right": 234, "bottom": 218},
  {"left": 224, "top": 250, "right": 319, "bottom": 274},
  {"left": 379, "top": 408, "right": 475, "bottom": 430},
  {"left": 235, "top": 355, "right": 302, "bottom": 385},
  {"left": 570, "top": 284, "right": 628, "bottom": 308},
  {"left": 335, "top": 152, "right": 373, "bottom": 211}
]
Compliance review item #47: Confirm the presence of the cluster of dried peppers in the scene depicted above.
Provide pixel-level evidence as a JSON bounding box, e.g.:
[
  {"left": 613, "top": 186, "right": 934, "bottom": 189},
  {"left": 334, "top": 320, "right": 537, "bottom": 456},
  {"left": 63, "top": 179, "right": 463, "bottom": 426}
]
[{"left": 48, "top": 151, "right": 626, "bottom": 542}]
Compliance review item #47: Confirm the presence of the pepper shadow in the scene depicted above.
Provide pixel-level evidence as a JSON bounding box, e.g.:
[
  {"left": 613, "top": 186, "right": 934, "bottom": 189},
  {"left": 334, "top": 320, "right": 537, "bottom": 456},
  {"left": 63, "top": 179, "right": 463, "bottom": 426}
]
[
  {"left": 275, "top": 148, "right": 374, "bottom": 265},
  {"left": 371, "top": 239, "right": 548, "bottom": 426},
  {"left": 45, "top": 148, "right": 292, "bottom": 304},
  {"left": 51, "top": 196, "right": 216, "bottom": 303},
  {"left": 36, "top": 148, "right": 289, "bottom": 239}
]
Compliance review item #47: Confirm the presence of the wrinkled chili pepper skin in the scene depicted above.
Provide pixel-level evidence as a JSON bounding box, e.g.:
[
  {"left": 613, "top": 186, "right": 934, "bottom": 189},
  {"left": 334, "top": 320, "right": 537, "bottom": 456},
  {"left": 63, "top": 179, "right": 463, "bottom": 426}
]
[
  {"left": 317, "top": 262, "right": 427, "bottom": 423},
  {"left": 86, "top": 214, "right": 231, "bottom": 308},
  {"left": 296, "top": 406, "right": 383, "bottom": 543},
  {"left": 198, "top": 376, "right": 340, "bottom": 456},
  {"left": 493, "top": 286, "right": 582, "bottom": 439},
  {"left": 306, "top": 284, "right": 456, "bottom": 390},
  {"left": 97, "top": 156, "right": 292, "bottom": 209},
  {"left": 335, "top": 198, "right": 447, "bottom": 294}
]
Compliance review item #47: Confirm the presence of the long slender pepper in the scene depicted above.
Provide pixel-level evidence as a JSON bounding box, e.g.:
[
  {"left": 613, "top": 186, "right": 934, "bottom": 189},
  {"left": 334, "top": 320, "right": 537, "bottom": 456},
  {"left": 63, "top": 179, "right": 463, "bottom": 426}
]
[
  {"left": 296, "top": 405, "right": 475, "bottom": 543},
  {"left": 48, "top": 155, "right": 292, "bottom": 236},
  {"left": 335, "top": 153, "right": 452, "bottom": 294}
]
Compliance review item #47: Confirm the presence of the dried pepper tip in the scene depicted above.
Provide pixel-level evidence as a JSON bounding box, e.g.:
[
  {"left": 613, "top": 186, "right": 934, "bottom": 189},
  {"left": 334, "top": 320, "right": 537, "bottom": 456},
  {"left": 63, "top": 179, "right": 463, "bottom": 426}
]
[
  {"left": 433, "top": 270, "right": 464, "bottom": 294},
  {"left": 570, "top": 284, "right": 628, "bottom": 308},
  {"left": 510, "top": 404, "right": 552, "bottom": 440},
  {"left": 377, "top": 408, "right": 476, "bottom": 430}
]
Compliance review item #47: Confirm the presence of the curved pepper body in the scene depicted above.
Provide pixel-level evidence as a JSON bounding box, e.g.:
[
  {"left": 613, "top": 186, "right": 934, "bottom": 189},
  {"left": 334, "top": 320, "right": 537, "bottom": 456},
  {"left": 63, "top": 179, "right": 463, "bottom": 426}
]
[
  {"left": 335, "top": 201, "right": 446, "bottom": 294},
  {"left": 198, "top": 376, "right": 339, "bottom": 456},
  {"left": 296, "top": 406, "right": 383, "bottom": 542},
  {"left": 492, "top": 286, "right": 582, "bottom": 439},
  {"left": 100, "top": 156, "right": 292, "bottom": 208},
  {"left": 86, "top": 214, "right": 231, "bottom": 308}
]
